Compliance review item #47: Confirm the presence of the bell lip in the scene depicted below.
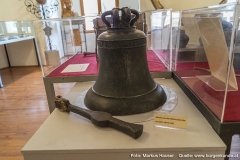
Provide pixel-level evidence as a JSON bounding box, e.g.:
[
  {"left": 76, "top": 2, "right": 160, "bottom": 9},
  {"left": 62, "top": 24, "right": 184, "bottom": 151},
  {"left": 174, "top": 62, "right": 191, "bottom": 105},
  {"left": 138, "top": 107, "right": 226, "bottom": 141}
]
[
  {"left": 92, "top": 82, "right": 158, "bottom": 99},
  {"left": 84, "top": 84, "right": 167, "bottom": 116}
]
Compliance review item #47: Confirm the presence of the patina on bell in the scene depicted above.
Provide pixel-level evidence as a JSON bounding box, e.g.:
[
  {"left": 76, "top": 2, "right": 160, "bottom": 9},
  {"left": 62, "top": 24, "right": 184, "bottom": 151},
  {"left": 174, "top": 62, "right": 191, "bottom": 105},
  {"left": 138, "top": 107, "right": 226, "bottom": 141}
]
[{"left": 84, "top": 7, "right": 167, "bottom": 115}]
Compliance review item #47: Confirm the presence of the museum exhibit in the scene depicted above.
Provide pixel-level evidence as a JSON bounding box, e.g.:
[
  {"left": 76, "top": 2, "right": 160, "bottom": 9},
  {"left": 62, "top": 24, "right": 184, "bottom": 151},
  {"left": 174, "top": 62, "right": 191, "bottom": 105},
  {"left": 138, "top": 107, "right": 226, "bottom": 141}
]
[{"left": 0, "top": 0, "right": 240, "bottom": 160}]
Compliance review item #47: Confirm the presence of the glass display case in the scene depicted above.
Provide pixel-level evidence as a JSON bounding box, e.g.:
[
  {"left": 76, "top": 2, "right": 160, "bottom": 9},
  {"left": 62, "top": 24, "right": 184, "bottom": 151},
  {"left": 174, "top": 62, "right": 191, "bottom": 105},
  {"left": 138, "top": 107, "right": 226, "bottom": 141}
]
[
  {"left": 33, "top": 17, "right": 100, "bottom": 114},
  {"left": 151, "top": 9, "right": 172, "bottom": 71},
  {"left": 173, "top": 2, "right": 239, "bottom": 122},
  {"left": 0, "top": 20, "right": 39, "bottom": 68},
  {"left": 34, "top": 13, "right": 173, "bottom": 114},
  {"left": 171, "top": 2, "right": 240, "bottom": 156},
  {"left": 0, "top": 21, "right": 34, "bottom": 41},
  {"left": 33, "top": 17, "right": 89, "bottom": 76}
]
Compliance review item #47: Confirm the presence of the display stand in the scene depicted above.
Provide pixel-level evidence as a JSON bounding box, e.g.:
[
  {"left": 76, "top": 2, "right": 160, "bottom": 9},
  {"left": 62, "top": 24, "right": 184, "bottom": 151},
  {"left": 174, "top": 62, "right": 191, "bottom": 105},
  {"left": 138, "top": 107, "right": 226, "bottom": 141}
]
[
  {"left": 173, "top": 73, "right": 240, "bottom": 159},
  {"left": 22, "top": 79, "right": 226, "bottom": 160}
]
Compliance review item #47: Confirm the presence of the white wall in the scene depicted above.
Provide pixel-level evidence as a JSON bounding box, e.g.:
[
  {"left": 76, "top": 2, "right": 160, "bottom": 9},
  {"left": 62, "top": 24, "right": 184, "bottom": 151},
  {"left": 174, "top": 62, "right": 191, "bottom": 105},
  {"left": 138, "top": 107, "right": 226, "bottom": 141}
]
[
  {"left": 0, "top": 0, "right": 38, "bottom": 21},
  {"left": 0, "top": 0, "right": 60, "bottom": 20}
]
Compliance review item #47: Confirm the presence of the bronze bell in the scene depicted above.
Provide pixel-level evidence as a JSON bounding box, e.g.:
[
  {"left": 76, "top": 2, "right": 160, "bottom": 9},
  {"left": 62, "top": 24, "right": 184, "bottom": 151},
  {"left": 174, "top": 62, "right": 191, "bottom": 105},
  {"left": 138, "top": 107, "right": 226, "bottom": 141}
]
[{"left": 84, "top": 7, "right": 167, "bottom": 115}]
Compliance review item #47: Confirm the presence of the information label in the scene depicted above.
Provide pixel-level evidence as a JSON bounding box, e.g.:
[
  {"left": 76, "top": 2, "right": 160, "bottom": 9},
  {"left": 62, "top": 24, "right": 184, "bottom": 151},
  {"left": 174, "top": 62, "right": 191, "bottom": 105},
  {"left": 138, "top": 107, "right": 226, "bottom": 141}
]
[
  {"left": 61, "top": 64, "right": 89, "bottom": 73},
  {"left": 154, "top": 113, "right": 187, "bottom": 129}
]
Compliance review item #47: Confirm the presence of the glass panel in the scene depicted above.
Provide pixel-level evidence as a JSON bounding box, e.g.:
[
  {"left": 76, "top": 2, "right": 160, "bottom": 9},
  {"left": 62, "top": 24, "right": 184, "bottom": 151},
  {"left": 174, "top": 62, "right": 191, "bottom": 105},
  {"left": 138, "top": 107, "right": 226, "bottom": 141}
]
[
  {"left": 0, "top": 21, "right": 34, "bottom": 40},
  {"left": 83, "top": 0, "right": 98, "bottom": 30},
  {"left": 151, "top": 9, "right": 172, "bottom": 71},
  {"left": 173, "top": 3, "right": 240, "bottom": 122},
  {"left": 225, "top": 4, "right": 240, "bottom": 122},
  {"left": 33, "top": 17, "right": 100, "bottom": 81},
  {"left": 0, "top": 22, "right": 4, "bottom": 35},
  {"left": 135, "top": 9, "right": 171, "bottom": 74},
  {"left": 171, "top": 11, "right": 181, "bottom": 71},
  {"left": 227, "top": 0, "right": 237, "bottom": 3},
  {"left": 85, "top": 16, "right": 96, "bottom": 30},
  {"left": 101, "top": 0, "right": 115, "bottom": 13},
  {"left": 21, "top": 21, "right": 32, "bottom": 35},
  {"left": 5, "top": 21, "right": 18, "bottom": 33},
  {"left": 33, "top": 19, "right": 77, "bottom": 76}
]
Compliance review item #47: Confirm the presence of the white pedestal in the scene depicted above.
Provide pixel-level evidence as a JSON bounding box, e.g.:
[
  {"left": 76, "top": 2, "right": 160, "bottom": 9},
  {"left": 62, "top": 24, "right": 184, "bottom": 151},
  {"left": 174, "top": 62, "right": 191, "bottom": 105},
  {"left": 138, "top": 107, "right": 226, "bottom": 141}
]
[
  {"left": 44, "top": 50, "right": 60, "bottom": 67},
  {"left": 21, "top": 79, "right": 226, "bottom": 160}
]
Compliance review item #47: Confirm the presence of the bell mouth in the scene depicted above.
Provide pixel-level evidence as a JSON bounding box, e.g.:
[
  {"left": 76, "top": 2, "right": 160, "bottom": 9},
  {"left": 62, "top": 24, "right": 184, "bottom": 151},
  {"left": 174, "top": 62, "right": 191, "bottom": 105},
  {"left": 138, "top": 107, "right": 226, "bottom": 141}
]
[{"left": 84, "top": 84, "right": 167, "bottom": 116}]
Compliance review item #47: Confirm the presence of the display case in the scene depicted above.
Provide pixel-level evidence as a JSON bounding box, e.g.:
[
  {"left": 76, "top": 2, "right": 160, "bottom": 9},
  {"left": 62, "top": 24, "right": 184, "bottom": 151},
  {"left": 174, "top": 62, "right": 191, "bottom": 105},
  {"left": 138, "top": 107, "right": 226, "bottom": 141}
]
[
  {"left": 0, "top": 20, "right": 39, "bottom": 68},
  {"left": 33, "top": 18, "right": 87, "bottom": 76},
  {"left": 34, "top": 13, "right": 173, "bottom": 114},
  {"left": 0, "top": 21, "right": 34, "bottom": 40},
  {"left": 173, "top": 2, "right": 239, "bottom": 122},
  {"left": 171, "top": 2, "right": 240, "bottom": 157}
]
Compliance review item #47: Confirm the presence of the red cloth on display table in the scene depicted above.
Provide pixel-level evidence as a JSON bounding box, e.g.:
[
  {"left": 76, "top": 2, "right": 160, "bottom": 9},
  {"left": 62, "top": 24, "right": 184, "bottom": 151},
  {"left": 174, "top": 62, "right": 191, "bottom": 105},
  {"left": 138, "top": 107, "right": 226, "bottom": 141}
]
[
  {"left": 47, "top": 50, "right": 167, "bottom": 77},
  {"left": 175, "top": 70, "right": 240, "bottom": 122},
  {"left": 46, "top": 48, "right": 240, "bottom": 122}
]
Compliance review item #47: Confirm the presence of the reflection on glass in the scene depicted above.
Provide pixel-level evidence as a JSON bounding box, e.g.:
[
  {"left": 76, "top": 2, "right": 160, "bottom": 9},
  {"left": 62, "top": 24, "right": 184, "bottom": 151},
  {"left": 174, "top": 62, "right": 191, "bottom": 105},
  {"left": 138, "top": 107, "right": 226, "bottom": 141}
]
[
  {"left": 101, "top": 0, "right": 115, "bottom": 13},
  {"left": 0, "top": 23, "right": 4, "bottom": 35},
  {"left": 85, "top": 17, "right": 96, "bottom": 30},
  {"left": 5, "top": 21, "right": 18, "bottom": 33},
  {"left": 21, "top": 22, "right": 31, "bottom": 34},
  {"left": 151, "top": 10, "right": 172, "bottom": 70}
]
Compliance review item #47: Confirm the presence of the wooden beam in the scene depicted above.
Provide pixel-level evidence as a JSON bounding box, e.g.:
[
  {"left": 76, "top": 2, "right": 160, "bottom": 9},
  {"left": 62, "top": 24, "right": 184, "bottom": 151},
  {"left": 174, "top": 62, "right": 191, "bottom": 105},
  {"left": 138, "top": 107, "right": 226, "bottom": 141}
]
[
  {"left": 151, "top": 0, "right": 164, "bottom": 9},
  {"left": 115, "top": 0, "right": 119, "bottom": 8},
  {"left": 98, "top": 0, "right": 102, "bottom": 14},
  {"left": 79, "top": 0, "right": 85, "bottom": 16},
  {"left": 219, "top": 0, "right": 228, "bottom": 4}
]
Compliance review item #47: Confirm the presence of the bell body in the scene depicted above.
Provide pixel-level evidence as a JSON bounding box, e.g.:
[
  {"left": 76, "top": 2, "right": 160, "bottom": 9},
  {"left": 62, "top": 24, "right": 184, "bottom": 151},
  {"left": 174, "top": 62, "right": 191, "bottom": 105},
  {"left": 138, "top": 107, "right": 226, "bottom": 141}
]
[
  {"left": 96, "top": 28, "right": 155, "bottom": 98},
  {"left": 84, "top": 7, "right": 166, "bottom": 115}
]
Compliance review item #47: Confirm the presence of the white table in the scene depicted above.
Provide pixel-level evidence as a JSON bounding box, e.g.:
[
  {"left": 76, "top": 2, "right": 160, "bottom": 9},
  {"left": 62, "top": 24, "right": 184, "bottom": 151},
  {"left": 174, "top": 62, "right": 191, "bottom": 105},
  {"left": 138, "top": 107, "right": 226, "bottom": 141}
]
[{"left": 22, "top": 78, "right": 226, "bottom": 160}]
